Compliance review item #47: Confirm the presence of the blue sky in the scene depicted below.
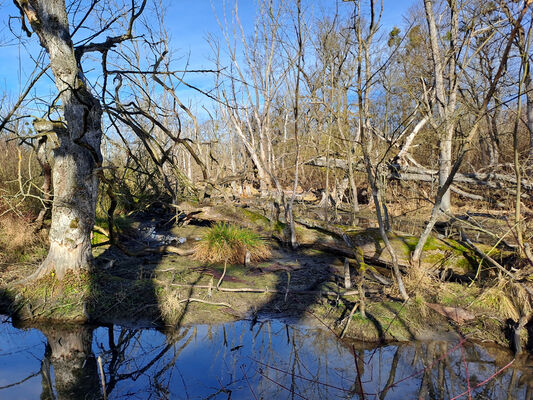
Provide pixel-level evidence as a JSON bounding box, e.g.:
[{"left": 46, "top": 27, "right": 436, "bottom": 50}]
[
  {"left": 164, "top": 0, "right": 414, "bottom": 68},
  {"left": 0, "top": 0, "right": 415, "bottom": 119},
  {"left": 162, "top": 0, "right": 415, "bottom": 113}
]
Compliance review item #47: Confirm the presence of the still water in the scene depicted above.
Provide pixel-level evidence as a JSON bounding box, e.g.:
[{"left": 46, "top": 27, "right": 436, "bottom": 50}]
[{"left": 0, "top": 316, "right": 531, "bottom": 399}]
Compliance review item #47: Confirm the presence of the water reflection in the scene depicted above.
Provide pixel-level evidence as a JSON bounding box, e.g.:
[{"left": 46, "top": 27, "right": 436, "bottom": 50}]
[
  {"left": 40, "top": 325, "right": 99, "bottom": 400},
  {"left": 0, "top": 317, "right": 532, "bottom": 399}
]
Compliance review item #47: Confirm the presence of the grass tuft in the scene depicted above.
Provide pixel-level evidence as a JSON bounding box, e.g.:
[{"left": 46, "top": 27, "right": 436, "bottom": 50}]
[{"left": 193, "top": 222, "right": 270, "bottom": 264}]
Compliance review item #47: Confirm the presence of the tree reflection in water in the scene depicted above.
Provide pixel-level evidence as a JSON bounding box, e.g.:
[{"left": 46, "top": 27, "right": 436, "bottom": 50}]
[
  {"left": 0, "top": 318, "right": 532, "bottom": 399},
  {"left": 39, "top": 325, "right": 99, "bottom": 400}
]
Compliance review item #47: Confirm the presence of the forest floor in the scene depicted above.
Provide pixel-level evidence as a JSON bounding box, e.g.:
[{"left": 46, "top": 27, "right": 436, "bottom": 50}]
[{"left": 0, "top": 197, "right": 531, "bottom": 352}]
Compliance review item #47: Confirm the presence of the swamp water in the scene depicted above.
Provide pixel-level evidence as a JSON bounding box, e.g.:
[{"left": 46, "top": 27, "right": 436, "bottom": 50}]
[{"left": 0, "top": 317, "right": 532, "bottom": 399}]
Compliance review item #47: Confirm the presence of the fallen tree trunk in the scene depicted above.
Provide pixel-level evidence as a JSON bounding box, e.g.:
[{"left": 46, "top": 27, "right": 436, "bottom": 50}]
[
  {"left": 306, "top": 157, "right": 533, "bottom": 193},
  {"left": 293, "top": 217, "right": 412, "bottom": 272}
]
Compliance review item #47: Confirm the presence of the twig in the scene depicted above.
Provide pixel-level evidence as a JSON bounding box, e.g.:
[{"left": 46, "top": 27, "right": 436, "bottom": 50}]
[
  {"left": 249, "top": 357, "right": 353, "bottom": 393},
  {"left": 241, "top": 364, "right": 258, "bottom": 400},
  {"left": 255, "top": 368, "right": 307, "bottom": 399},
  {"left": 284, "top": 271, "right": 291, "bottom": 302},
  {"left": 461, "top": 233, "right": 533, "bottom": 297},
  {"left": 97, "top": 355, "right": 108, "bottom": 400},
  {"left": 449, "top": 359, "right": 515, "bottom": 400},
  {"left": 177, "top": 298, "right": 231, "bottom": 308},
  {"left": 353, "top": 345, "right": 366, "bottom": 400},
  {"left": 153, "top": 280, "right": 371, "bottom": 296},
  {"left": 217, "top": 259, "right": 227, "bottom": 290},
  {"left": 460, "top": 345, "right": 472, "bottom": 400},
  {"left": 0, "top": 371, "right": 40, "bottom": 390},
  {"left": 340, "top": 303, "right": 359, "bottom": 339}
]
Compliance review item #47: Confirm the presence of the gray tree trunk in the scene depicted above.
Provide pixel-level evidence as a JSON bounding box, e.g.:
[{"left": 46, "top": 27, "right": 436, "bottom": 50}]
[
  {"left": 424, "top": 0, "right": 458, "bottom": 214},
  {"left": 17, "top": 0, "right": 102, "bottom": 280},
  {"left": 526, "top": 72, "right": 533, "bottom": 160}
]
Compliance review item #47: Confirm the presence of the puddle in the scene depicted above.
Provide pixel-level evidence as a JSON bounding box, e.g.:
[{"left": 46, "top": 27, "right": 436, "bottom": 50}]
[{"left": 0, "top": 317, "right": 531, "bottom": 399}]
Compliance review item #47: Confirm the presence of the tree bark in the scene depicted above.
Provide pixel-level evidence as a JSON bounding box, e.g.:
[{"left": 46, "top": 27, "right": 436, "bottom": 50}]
[
  {"left": 17, "top": 1, "right": 103, "bottom": 280},
  {"left": 527, "top": 72, "right": 533, "bottom": 160}
]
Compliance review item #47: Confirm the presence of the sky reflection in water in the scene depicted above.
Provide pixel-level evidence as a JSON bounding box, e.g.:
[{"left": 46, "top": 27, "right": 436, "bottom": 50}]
[{"left": 0, "top": 317, "right": 531, "bottom": 399}]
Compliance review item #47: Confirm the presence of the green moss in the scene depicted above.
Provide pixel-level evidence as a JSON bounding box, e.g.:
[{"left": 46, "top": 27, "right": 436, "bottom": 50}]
[
  {"left": 273, "top": 220, "right": 286, "bottom": 233},
  {"left": 241, "top": 209, "right": 270, "bottom": 227},
  {"left": 399, "top": 235, "right": 445, "bottom": 252},
  {"left": 70, "top": 218, "right": 79, "bottom": 229},
  {"left": 454, "top": 255, "right": 476, "bottom": 271},
  {"left": 8, "top": 271, "right": 96, "bottom": 322},
  {"left": 335, "top": 301, "right": 424, "bottom": 341},
  {"left": 422, "top": 252, "right": 446, "bottom": 265}
]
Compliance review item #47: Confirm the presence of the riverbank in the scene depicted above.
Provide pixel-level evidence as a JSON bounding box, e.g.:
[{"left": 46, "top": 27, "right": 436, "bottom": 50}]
[{"left": 0, "top": 199, "right": 530, "bottom": 352}]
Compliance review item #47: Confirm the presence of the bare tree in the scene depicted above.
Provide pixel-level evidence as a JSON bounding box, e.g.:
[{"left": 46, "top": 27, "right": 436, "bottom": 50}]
[
  {"left": 347, "top": 0, "right": 408, "bottom": 300},
  {"left": 411, "top": 0, "right": 532, "bottom": 265},
  {"left": 423, "top": 0, "right": 459, "bottom": 214}
]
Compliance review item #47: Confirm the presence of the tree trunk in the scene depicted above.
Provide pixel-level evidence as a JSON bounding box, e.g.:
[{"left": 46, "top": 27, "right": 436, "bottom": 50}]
[
  {"left": 18, "top": 0, "right": 103, "bottom": 280},
  {"left": 439, "top": 133, "right": 453, "bottom": 213},
  {"left": 527, "top": 70, "right": 533, "bottom": 160},
  {"left": 424, "top": 0, "right": 458, "bottom": 214}
]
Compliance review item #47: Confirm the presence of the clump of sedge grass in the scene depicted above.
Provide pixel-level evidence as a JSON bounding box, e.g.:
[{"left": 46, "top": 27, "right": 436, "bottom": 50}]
[
  {"left": 193, "top": 222, "right": 269, "bottom": 264},
  {"left": 193, "top": 223, "right": 270, "bottom": 288},
  {"left": 476, "top": 280, "right": 531, "bottom": 321}
]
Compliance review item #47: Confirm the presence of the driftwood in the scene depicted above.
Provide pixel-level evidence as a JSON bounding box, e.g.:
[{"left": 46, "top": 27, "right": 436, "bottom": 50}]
[{"left": 177, "top": 298, "right": 232, "bottom": 308}]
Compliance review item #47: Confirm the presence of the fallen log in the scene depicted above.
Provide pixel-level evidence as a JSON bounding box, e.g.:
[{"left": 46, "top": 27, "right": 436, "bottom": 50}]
[
  {"left": 294, "top": 217, "right": 412, "bottom": 272},
  {"left": 306, "top": 157, "right": 533, "bottom": 194}
]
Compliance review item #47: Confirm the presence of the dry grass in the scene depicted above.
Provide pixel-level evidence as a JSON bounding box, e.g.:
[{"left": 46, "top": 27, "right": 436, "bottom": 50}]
[
  {"left": 405, "top": 264, "right": 434, "bottom": 294},
  {"left": 0, "top": 139, "right": 43, "bottom": 216},
  {"left": 157, "top": 287, "right": 183, "bottom": 325},
  {"left": 476, "top": 280, "right": 531, "bottom": 321},
  {"left": 0, "top": 214, "right": 46, "bottom": 264}
]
